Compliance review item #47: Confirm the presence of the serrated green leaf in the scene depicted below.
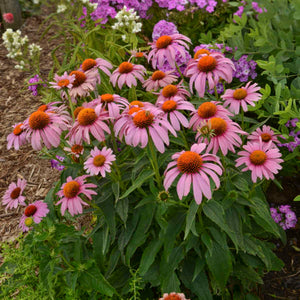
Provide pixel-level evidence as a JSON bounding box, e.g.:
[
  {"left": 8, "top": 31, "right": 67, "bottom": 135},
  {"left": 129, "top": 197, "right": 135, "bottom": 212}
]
[
  {"left": 184, "top": 200, "right": 199, "bottom": 239},
  {"left": 120, "top": 169, "right": 154, "bottom": 199}
]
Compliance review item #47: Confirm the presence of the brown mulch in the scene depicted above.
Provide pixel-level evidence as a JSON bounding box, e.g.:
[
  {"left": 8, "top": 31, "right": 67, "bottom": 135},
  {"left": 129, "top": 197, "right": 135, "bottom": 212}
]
[{"left": 0, "top": 8, "right": 62, "bottom": 243}]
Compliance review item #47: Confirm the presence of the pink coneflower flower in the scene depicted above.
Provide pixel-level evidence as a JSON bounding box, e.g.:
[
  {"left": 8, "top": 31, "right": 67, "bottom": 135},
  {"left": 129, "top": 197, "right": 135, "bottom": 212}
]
[
  {"left": 189, "top": 101, "right": 232, "bottom": 131},
  {"left": 248, "top": 125, "right": 280, "bottom": 146},
  {"left": 148, "top": 34, "right": 191, "bottom": 69},
  {"left": 56, "top": 175, "right": 97, "bottom": 216},
  {"left": 81, "top": 58, "right": 113, "bottom": 77},
  {"left": 84, "top": 146, "right": 116, "bottom": 176},
  {"left": 197, "top": 117, "right": 246, "bottom": 155},
  {"left": 98, "top": 93, "right": 129, "bottom": 119},
  {"left": 114, "top": 105, "right": 177, "bottom": 153},
  {"left": 184, "top": 53, "right": 235, "bottom": 97},
  {"left": 194, "top": 48, "right": 211, "bottom": 59},
  {"left": 2, "top": 179, "right": 27, "bottom": 210},
  {"left": 3, "top": 13, "right": 14, "bottom": 24},
  {"left": 156, "top": 82, "right": 190, "bottom": 103},
  {"left": 157, "top": 96, "right": 195, "bottom": 131},
  {"left": 7, "top": 123, "right": 27, "bottom": 150},
  {"left": 159, "top": 292, "right": 190, "bottom": 300},
  {"left": 221, "top": 82, "right": 261, "bottom": 114},
  {"left": 129, "top": 50, "right": 148, "bottom": 61},
  {"left": 68, "top": 69, "right": 98, "bottom": 98},
  {"left": 67, "top": 105, "right": 110, "bottom": 144},
  {"left": 143, "top": 70, "right": 177, "bottom": 91},
  {"left": 164, "top": 143, "right": 222, "bottom": 204},
  {"left": 23, "top": 110, "right": 70, "bottom": 150},
  {"left": 19, "top": 201, "right": 49, "bottom": 232},
  {"left": 236, "top": 140, "right": 283, "bottom": 183},
  {"left": 49, "top": 72, "right": 75, "bottom": 90},
  {"left": 110, "top": 62, "right": 146, "bottom": 89},
  {"left": 64, "top": 140, "right": 84, "bottom": 159}
]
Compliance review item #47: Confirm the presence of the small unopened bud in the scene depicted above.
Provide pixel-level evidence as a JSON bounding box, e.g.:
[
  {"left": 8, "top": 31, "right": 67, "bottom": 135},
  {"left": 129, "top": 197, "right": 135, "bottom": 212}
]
[
  {"left": 158, "top": 190, "right": 170, "bottom": 202},
  {"left": 25, "top": 217, "right": 34, "bottom": 227}
]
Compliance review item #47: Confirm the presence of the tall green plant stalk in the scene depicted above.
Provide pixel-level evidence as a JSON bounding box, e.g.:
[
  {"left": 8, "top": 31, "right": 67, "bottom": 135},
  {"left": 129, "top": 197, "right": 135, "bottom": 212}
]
[{"left": 147, "top": 137, "right": 162, "bottom": 190}]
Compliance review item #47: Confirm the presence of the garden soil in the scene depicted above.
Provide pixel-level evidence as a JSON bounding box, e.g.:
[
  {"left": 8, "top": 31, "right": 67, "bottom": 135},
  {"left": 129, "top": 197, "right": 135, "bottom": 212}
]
[{"left": 0, "top": 5, "right": 299, "bottom": 300}]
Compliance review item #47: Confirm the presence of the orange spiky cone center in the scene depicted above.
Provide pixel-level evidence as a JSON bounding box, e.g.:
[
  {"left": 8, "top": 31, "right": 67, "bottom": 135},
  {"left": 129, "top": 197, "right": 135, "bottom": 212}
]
[
  {"left": 58, "top": 79, "right": 70, "bottom": 87},
  {"left": 25, "top": 205, "right": 37, "bottom": 217},
  {"left": 194, "top": 49, "right": 211, "bottom": 59},
  {"left": 13, "top": 124, "right": 23, "bottom": 136},
  {"left": 197, "top": 102, "right": 217, "bottom": 118},
  {"left": 152, "top": 70, "right": 166, "bottom": 81},
  {"left": 10, "top": 187, "right": 21, "bottom": 199},
  {"left": 261, "top": 133, "right": 272, "bottom": 142},
  {"left": 71, "top": 144, "right": 83, "bottom": 154},
  {"left": 74, "top": 106, "right": 84, "bottom": 118},
  {"left": 101, "top": 94, "right": 114, "bottom": 103},
  {"left": 82, "top": 58, "right": 97, "bottom": 71},
  {"left": 77, "top": 108, "right": 97, "bottom": 126},
  {"left": 133, "top": 110, "right": 154, "bottom": 128},
  {"left": 209, "top": 117, "right": 227, "bottom": 136},
  {"left": 197, "top": 56, "right": 217, "bottom": 72},
  {"left": 177, "top": 151, "right": 203, "bottom": 173},
  {"left": 162, "top": 100, "right": 177, "bottom": 112},
  {"left": 130, "top": 101, "right": 144, "bottom": 107},
  {"left": 156, "top": 35, "right": 172, "bottom": 49},
  {"left": 129, "top": 107, "right": 142, "bottom": 115},
  {"left": 119, "top": 62, "right": 133, "bottom": 74},
  {"left": 233, "top": 88, "right": 247, "bottom": 100},
  {"left": 69, "top": 71, "right": 86, "bottom": 87},
  {"left": 135, "top": 52, "right": 144, "bottom": 57},
  {"left": 250, "top": 150, "right": 267, "bottom": 165},
  {"left": 63, "top": 181, "right": 80, "bottom": 198},
  {"left": 29, "top": 111, "right": 50, "bottom": 130},
  {"left": 93, "top": 155, "right": 106, "bottom": 167},
  {"left": 37, "top": 104, "right": 48, "bottom": 112},
  {"left": 162, "top": 85, "right": 178, "bottom": 98}
]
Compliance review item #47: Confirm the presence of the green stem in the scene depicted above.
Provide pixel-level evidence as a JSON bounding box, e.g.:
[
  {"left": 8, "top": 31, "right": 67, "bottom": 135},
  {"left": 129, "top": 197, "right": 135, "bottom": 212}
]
[
  {"left": 214, "top": 86, "right": 219, "bottom": 99},
  {"left": 109, "top": 123, "right": 119, "bottom": 154},
  {"left": 180, "top": 129, "right": 189, "bottom": 150},
  {"left": 175, "top": 62, "right": 185, "bottom": 82},
  {"left": 66, "top": 90, "right": 75, "bottom": 121},
  {"left": 148, "top": 137, "right": 162, "bottom": 190}
]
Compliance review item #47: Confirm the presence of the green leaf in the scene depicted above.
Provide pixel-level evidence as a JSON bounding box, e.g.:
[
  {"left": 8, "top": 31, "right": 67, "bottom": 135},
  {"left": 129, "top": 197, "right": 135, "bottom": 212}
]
[
  {"left": 120, "top": 169, "right": 154, "bottom": 199},
  {"left": 294, "top": 195, "right": 300, "bottom": 201},
  {"left": 139, "top": 239, "right": 163, "bottom": 276},
  {"left": 79, "top": 266, "right": 116, "bottom": 297},
  {"left": 116, "top": 197, "right": 128, "bottom": 224},
  {"left": 125, "top": 204, "right": 155, "bottom": 264},
  {"left": 203, "top": 200, "right": 226, "bottom": 229},
  {"left": 232, "top": 176, "right": 249, "bottom": 192},
  {"left": 184, "top": 200, "right": 199, "bottom": 239},
  {"left": 205, "top": 241, "right": 232, "bottom": 290}
]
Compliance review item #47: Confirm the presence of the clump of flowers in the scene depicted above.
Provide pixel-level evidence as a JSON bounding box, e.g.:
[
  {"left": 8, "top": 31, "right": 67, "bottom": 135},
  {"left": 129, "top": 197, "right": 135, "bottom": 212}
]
[
  {"left": 152, "top": 20, "right": 179, "bottom": 41},
  {"left": 278, "top": 119, "right": 300, "bottom": 152},
  {"left": 270, "top": 205, "right": 297, "bottom": 230},
  {"left": 57, "top": 4, "right": 67, "bottom": 14},
  {"left": 3, "top": 13, "right": 14, "bottom": 24},
  {"left": 28, "top": 74, "right": 44, "bottom": 96},
  {"left": 232, "top": 55, "right": 257, "bottom": 82},
  {"left": 50, "top": 155, "right": 65, "bottom": 171},
  {"left": 111, "top": 6, "right": 142, "bottom": 42},
  {"left": 2, "top": 28, "right": 42, "bottom": 70}
]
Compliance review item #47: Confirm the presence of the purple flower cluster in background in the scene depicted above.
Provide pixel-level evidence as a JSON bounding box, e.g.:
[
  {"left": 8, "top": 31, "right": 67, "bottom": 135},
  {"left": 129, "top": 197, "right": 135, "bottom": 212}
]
[
  {"left": 152, "top": 20, "right": 191, "bottom": 76},
  {"left": 233, "top": 1, "right": 267, "bottom": 21},
  {"left": 89, "top": 0, "right": 227, "bottom": 25},
  {"left": 232, "top": 55, "right": 257, "bottom": 82},
  {"left": 278, "top": 119, "right": 300, "bottom": 152},
  {"left": 28, "top": 75, "right": 43, "bottom": 96},
  {"left": 152, "top": 20, "right": 178, "bottom": 41},
  {"left": 270, "top": 205, "right": 297, "bottom": 230},
  {"left": 50, "top": 155, "right": 65, "bottom": 171}
]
